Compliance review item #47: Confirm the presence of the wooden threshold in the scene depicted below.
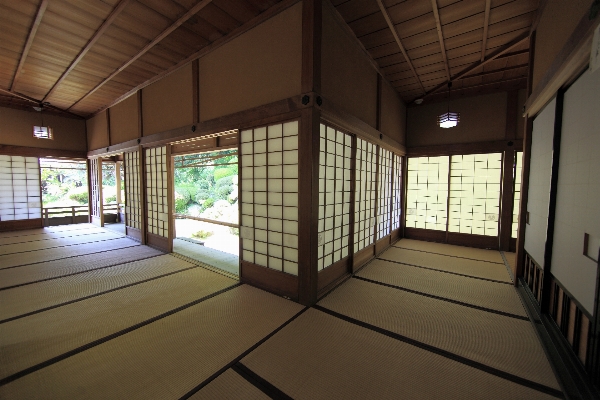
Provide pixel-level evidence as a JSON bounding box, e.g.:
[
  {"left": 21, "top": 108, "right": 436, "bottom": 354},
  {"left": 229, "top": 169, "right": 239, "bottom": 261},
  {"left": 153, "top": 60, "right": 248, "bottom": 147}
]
[{"left": 241, "top": 261, "right": 299, "bottom": 301}]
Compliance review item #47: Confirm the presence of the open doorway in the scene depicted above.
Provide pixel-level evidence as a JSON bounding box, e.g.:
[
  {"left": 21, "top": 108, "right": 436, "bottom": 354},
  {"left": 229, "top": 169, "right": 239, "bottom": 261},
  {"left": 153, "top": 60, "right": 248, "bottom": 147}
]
[
  {"left": 172, "top": 149, "right": 239, "bottom": 276},
  {"left": 101, "top": 158, "right": 125, "bottom": 235},
  {"left": 40, "top": 158, "right": 89, "bottom": 226}
]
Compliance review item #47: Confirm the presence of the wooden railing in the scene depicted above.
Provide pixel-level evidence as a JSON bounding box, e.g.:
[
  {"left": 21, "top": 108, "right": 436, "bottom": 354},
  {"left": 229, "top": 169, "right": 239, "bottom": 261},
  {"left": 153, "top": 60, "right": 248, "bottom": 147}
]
[
  {"left": 173, "top": 213, "right": 238, "bottom": 228},
  {"left": 43, "top": 203, "right": 124, "bottom": 226}
]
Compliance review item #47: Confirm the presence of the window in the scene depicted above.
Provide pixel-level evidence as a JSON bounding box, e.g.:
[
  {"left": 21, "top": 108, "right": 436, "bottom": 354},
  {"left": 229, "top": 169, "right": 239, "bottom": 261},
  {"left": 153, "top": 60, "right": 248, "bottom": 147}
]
[
  {"left": 0, "top": 155, "right": 42, "bottom": 221},
  {"left": 33, "top": 126, "right": 53, "bottom": 140},
  {"left": 405, "top": 156, "right": 449, "bottom": 231},
  {"left": 448, "top": 153, "right": 502, "bottom": 236}
]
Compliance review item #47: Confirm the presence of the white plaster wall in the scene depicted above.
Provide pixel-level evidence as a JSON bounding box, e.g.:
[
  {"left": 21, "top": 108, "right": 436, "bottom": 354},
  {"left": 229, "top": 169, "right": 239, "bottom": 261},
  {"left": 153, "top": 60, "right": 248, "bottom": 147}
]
[{"left": 550, "top": 69, "right": 600, "bottom": 314}]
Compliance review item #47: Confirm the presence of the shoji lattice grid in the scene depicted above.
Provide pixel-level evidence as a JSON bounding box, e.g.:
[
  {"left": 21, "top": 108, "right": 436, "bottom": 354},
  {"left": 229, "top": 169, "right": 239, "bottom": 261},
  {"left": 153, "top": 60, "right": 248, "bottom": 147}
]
[
  {"left": 354, "top": 138, "right": 377, "bottom": 251},
  {"left": 376, "top": 148, "right": 393, "bottom": 239},
  {"left": 448, "top": 153, "right": 502, "bottom": 236},
  {"left": 0, "top": 155, "right": 41, "bottom": 221},
  {"left": 90, "top": 158, "right": 101, "bottom": 219},
  {"left": 405, "top": 156, "right": 449, "bottom": 231},
  {"left": 391, "top": 153, "right": 403, "bottom": 231},
  {"left": 240, "top": 121, "right": 299, "bottom": 276},
  {"left": 145, "top": 146, "right": 168, "bottom": 237},
  {"left": 512, "top": 151, "right": 523, "bottom": 238},
  {"left": 317, "top": 124, "right": 352, "bottom": 271},
  {"left": 124, "top": 150, "right": 142, "bottom": 230}
]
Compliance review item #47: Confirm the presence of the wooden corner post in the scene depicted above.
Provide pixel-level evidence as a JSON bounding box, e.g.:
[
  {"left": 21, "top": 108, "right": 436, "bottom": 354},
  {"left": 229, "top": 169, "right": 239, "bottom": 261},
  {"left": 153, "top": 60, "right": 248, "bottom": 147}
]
[{"left": 298, "top": 0, "right": 321, "bottom": 306}]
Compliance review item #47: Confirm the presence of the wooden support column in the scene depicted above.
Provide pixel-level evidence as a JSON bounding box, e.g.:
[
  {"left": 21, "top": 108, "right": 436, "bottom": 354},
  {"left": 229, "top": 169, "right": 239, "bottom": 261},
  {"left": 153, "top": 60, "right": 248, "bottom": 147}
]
[
  {"left": 297, "top": 0, "right": 321, "bottom": 306},
  {"left": 499, "top": 90, "right": 518, "bottom": 251},
  {"left": 115, "top": 161, "right": 122, "bottom": 205},
  {"left": 515, "top": 31, "right": 536, "bottom": 283},
  {"left": 138, "top": 145, "right": 147, "bottom": 244},
  {"left": 540, "top": 89, "right": 564, "bottom": 312}
]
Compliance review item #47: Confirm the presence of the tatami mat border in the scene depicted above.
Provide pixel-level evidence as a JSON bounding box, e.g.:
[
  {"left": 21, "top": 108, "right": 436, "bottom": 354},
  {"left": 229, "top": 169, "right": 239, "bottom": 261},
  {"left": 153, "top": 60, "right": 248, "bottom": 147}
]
[
  {"left": 352, "top": 276, "right": 528, "bottom": 320},
  {"left": 377, "top": 257, "right": 513, "bottom": 285},
  {"left": 180, "top": 307, "right": 309, "bottom": 400},
  {"left": 232, "top": 363, "right": 293, "bottom": 400},
  {"left": 0, "top": 264, "right": 201, "bottom": 324},
  {"left": 0, "top": 236, "right": 122, "bottom": 256},
  {"left": 0, "top": 241, "right": 140, "bottom": 270},
  {"left": 312, "top": 305, "right": 564, "bottom": 399},
  {"left": 0, "top": 284, "right": 241, "bottom": 387},
  {"left": 500, "top": 251, "right": 516, "bottom": 281},
  {"left": 0, "top": 253, "right": 163, "bottom": 291},
  {"left": 392, "top": 245, "right": 505, "bottom": 264}
]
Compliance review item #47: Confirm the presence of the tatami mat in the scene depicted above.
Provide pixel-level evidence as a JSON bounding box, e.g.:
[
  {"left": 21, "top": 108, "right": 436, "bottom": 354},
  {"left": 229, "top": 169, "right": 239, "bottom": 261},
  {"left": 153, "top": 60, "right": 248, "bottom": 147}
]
[
  {"left": 0, "top": 231, "right": 121, "bottom": 255},
  {"left": 0, "top": 266, "right": 236, "bottom": 379},
  {"left": 318, "top": 278, "right": 559, "bottom": 389},
  {"left": 189, "top": 369, "right": 269, "bottom": 400},
  {"left": 0, "top": 237, "right": 139, "bottom": 269},
  {"left": 395, "top": 239, "right": 505, "bottom": 263},
  {"left": 505, "top": 252, "right": 517, "bottom": 271},
  {"left": 0, "top": 285, "right": 304, "bottom": 399},
  {"left": 357, "top": 259, "right": 527, "bottom": 317},
  {"left": 241, "top": 308, "right": 558, "bottom": 399},
  {"left": 0, "top": 224, "right": 97, "bottom": 239},
  {"left": 379, "top": 246, "right": 512, "bottom": 282},
  {"left": 0, "top": 245, "right": 161, "bottom": 289},
  {"left": 0, "top": 227, "right": 107, "bottom": 246},
  {"left": 0, "top": 254, "right": 196, "bottom": 321}
]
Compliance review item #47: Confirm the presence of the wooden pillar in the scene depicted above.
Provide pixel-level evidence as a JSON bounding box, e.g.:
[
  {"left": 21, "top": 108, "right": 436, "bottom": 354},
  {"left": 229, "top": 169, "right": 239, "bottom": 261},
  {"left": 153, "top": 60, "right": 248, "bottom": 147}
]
[
  {"left": 499, "top": 91, "right": 518, "bottom": 251},
  {"left": 297, "top": 0, "right": 321, "bottom": 306},
  {"left": 115, "top": 161, "right": 122, "bottom": 205},
  {"left": 138, "top": 146, "right": 147, "bottom": 244},
  {"left": 515, "top": 31, "right": 536, "bottom": 283}
]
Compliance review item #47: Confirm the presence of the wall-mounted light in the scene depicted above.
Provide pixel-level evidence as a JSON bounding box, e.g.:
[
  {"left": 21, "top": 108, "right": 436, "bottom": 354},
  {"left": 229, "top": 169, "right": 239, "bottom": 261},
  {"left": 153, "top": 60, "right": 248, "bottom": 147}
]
[
  {"left": 33, "top": 102, "right": 53, "bottom": 139},
  {"left": 437, "top": 82, "right": 460, "bottom": 129}
]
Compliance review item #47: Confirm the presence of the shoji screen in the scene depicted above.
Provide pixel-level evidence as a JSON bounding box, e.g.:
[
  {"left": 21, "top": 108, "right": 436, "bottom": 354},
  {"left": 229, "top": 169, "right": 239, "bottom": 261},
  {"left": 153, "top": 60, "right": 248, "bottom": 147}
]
[
  {"left": 512, "top": 151, "right": 523, "bottom": 239},
  {"left": 524, "top": 98, "right": 556, "bottom": 266},
  {"left": 448, "top": 153, "right": 502, "bottom": 236},
  {"left": 354, "top": 138, "right": 377, "bottom": 252},
  {"left": 376, "top": 148, "right": 393, "bottom": 239},
  {"left": 405, "top": 156, "right": 449, "bottom": 231},
  {"left": 550, "top": 69, "right": 600, "bottom": 314},
  {"left": 317, "top": 124, "right": 352, "bottom": 271},
  {"left": 391, "top": 154, "right": 402, "bottom": 231},
  {"left": 124, "top": 150, "right": 142, "bottom": 231},
  {"left": 0, "top": 155, "right": 41, "bottom": 221},
  {"left": 145, "top": 146, "right": 168, "bottom": 238},
  {"left": 240, "top": 121, "right": 299, "bottom": 276},
  {"left": 89, "top": 158, "right": 102, "bottom": 224}
]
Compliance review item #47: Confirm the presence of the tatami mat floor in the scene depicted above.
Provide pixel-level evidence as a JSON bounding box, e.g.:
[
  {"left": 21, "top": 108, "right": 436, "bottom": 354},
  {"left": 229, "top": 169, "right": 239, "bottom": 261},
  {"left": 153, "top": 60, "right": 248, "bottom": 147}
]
[{"left": 0, "top": 228, "right": 562, "bottom": 399}]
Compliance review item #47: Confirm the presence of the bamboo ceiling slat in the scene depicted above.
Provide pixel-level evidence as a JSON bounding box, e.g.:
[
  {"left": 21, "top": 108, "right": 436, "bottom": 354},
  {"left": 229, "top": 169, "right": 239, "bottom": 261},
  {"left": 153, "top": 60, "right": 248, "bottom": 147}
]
[
  {"left": 401, "top": 29, "right": 439, "bottom": 50},
  {"left": 369, "top": 42, "right": 401, "bottom": 60},
  {"left": 361, "top": 29, "right": 394, "bottom": 49},
  {"left": 349, "top": 12, "right": 388, "bottom": 38},
  {"left": 439, "top": 1, "right": 484, "bottom": 25},
  {"left": 406, "top": 41, "right": 440, "bottom": 60},
  {"left": 396, "top": 13, "right": 437, "bottom": 39},
  {"left": 198, "top": 3, "right": 242, "bottom": 32},
  {"left": 387, "top": 0, "right": 432, "bottom": 24},
  {"left": 213, "top": 0, "right": 261, "bottom": 22},
  {"left": 336, "top": 0, "right": 380, "bottom": 23}
]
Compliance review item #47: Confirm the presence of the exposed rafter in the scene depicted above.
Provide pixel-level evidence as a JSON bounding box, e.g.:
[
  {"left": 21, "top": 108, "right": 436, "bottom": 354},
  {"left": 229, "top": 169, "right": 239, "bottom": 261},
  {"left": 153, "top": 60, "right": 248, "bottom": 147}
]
[
  {"left": 413, "top": 33, "right": 529, "bottom": 102},
  {"left": 376, "top": 0, "right": 425, "bottom": 95},
  {"left": 0, "top": 88, "right": 84, "bottom": 119},
  {"left": 9, "top": 0, "right": 48, "bottom": 91},
  {"left": 68, "top": 0, "right": 213, "bottom": 111},
  {"left": 463, "top": 63, "right": 528, "bottom": 79},
  {"left": 421, "top": 76, "right": 527, "bottom": 104},
  {"left": 430, "top": 0, "right": 450, "bottom": 81},
  {"left": 481, "top": 0, "right": 491, "bottom": 62},
  {"left": 42, "top": 0, "right": 133, "bottom": 103}
]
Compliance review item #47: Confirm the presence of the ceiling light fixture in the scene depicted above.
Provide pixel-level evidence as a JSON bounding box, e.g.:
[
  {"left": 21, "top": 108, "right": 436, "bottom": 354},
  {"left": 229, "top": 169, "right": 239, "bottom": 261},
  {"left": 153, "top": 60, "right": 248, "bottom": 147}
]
[
  {"left": 437, "top": 82, "right": 459, "bottom": 128},
  {"left": 33, "top": 102, "right": 53, "bottom": 140}
]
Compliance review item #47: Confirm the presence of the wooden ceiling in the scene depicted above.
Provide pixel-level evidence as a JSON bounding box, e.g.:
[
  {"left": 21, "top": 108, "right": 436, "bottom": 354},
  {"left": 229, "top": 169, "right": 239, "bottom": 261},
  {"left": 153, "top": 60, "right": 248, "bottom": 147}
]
[
  {"left": 0, "top": 0, "right": 282, "bottom": 118},
  {"left": 0, "top": 0, "right": 536, "bottom": 119},
  {"left": 333, "top": 0, "right": 536, "bottom": 104}
]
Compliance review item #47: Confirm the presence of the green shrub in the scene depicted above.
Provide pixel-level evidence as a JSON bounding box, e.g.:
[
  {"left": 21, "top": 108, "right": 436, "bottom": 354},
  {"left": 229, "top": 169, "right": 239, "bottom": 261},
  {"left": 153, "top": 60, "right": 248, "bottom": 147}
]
[
  {"left": 192, "top": 230, "right": 213, "bottom": 239},
  {"left": 202, "top": 198, "right": 215, "bottom": 209},
  {"left": 215, "top": 185, "right": 233, "bottom": 199},
  {"left": 67, "top": 187, "right": 89, "bottom": 204},
  {"left": 214, "top": 167, "right": 235, "bottom": 181},
  {"left": 175, "top": 197, "right": 188, "bottom": 214}
]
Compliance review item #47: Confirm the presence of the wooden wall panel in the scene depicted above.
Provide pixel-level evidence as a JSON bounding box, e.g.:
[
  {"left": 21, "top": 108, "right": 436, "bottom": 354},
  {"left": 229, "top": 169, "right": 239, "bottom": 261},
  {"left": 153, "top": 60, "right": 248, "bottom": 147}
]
[
  {"left": 109, "top": 94, "right": 140, "bottom": 145},
  {"left": 380, "top": 79, "right": 406, "bottom": 145},
  {"left": 516, "top": 89, "right": 526, "bottom": 139},
  {"left": 198, "top": 2, "right": 302, "bottom": 122},
  {"left": 142, "top": 63, "right": 193, "bottom": 137},
  {"left": 407, "top": 92, "right": 507, "bottom": 147},
  {"left": 0, "top": 107, "right": 86, "bottom": 151},
  {"left": 86, "top": 110, "right": 109, "bottom": 151},
  {"left": 321, "top": 1, "right": 378, "bottom": 129},
  {"left": 532, "top": 0, "right": 591, "bottom": 93}
]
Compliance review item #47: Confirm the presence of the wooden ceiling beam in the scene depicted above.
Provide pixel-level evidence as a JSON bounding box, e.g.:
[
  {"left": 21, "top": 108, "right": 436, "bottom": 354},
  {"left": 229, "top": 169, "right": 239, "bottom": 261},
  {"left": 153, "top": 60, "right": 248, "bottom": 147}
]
[
  {"left": 462, "top": 63, "right": 528, "bottom": 79},
  {"left": 480, "top": 0, "right": 491, "bottom": 62},
  {"left": 67, "top": 0, "right": 213, "bottom": 111},
  {"left": 0, "top": 88, "right": 84, "bottom": 119},
  {"left": 430, "top": 0, "right": 450, "bottom": 82},
  {"left": 9, "top": 0, "right": 48, "bottom": 91},
  {"left": 412, "top": 32, "right": 529, "bottom": 102},
  {"left": 42, "top": 0, "right": 133, "bottom": 103},
  {"left": 376, "top": 0, "right": 425, "bottom": 95}
]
